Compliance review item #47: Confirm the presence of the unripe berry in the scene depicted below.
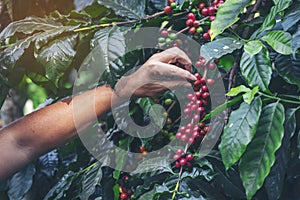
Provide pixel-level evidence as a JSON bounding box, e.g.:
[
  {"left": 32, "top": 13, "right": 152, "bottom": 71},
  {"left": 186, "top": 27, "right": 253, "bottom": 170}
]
[
  {"left": 170, "top": 2, "right": 177, "bottom": 9},
  {"left": 158, "top": 37, "right": 165, "bottom": 43},
  {"left": 196, "top": 27, "right": 204, "bottom": 34},
  {"left": 164, "top": 98, "right": 173, "bottom": 105},
  {"left": 169, "top": 33, "right": 177, "bottom": 40}
]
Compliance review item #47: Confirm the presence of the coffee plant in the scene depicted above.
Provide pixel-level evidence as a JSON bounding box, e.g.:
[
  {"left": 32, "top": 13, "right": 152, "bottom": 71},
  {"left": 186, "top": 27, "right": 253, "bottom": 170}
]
[{"left": 0, "top": 0, "right": 300, "bottom": 199}]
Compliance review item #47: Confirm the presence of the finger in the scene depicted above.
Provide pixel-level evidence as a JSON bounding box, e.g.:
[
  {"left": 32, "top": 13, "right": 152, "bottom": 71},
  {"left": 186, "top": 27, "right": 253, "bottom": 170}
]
[
  {"left": 152, "top": 62, "right": 197, "bottom": 81},
  {"left": 158, "top": 80, "right": 193, "bottom": 90},
  {"left": 154, "top": 47, "right": 192, "bottom": 72}
]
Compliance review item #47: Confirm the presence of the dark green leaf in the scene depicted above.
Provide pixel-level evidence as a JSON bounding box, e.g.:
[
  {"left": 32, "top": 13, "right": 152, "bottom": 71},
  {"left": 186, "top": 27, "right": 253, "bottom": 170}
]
[
  {"left": 43, "top": 171, "right": 76, "bottom": 200},
  {"left": 264, "top": 108, "right": 297, "bottom": 200},
  {"left": 292, "top": 24, "right": 300, "bottom": 58},
  {"left": 261, "top": 30, "right": 292, "bottom": 55},
  {"left": 35, "top": 34, "right": 78, "bottom": 84},
  {"left": 131, "top": 157, "right": 172, "bottom": 174},
  {"left": 97, "top": 0, "right": 146, "bottom": 19},
  {"left": 281, "top": 0, "right": 300, "bottom": 31},
  {"left": 210, "top": 0, "right": 252, "bottom": 39},
  {"left": 254, "top": 0, "right": 292, "bottom": 36},
  {"left": 275, "top": 54, "right": 300, "bottom": 89},
  {"left": 219, "top": 97, "right": 262, "bottom": 170},
  {"left": 239, "top": 102, "right": 285, "bottom": 200},
  {"left": 7, "top": 164, "right": 35, "bottom": 200},
  {"left": 244, "top": 40, "right": 263, "bottom": 57},
  {"left": 0, "top": 17, "right": 65, "bottom": 40},
  {"left": 240, "top": 47, "right": 272, "bottom": 92},
  {"left": 200, "top": 37, "right": 244, "bottom": 61},
  {"left": 79, "top": 162, "right": 102, "bottom": 199}
]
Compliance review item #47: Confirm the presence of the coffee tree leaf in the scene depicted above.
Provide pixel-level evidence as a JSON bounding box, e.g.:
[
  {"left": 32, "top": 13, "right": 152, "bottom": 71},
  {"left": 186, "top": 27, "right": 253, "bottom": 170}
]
[
  {"left": 219, "top": 97, "right": 262, "bottom": 170},
  {"left": 261, "top": 30, "right": 292, "bottom": 55},
  {"left": 239, "top": 102, "right": 285, "bottom": 200},
  {"left": 240, "top": 47, "right": 272, "bottom": 93},
  {"left": 210, "top": 0, "right": 252, "bottom": 39},
  {"left": 244, "top": 40, "right": 263, "bottom": 57}
]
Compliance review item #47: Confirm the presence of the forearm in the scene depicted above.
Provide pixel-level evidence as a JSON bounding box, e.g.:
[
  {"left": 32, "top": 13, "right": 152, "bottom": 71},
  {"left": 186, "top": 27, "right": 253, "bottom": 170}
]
[{"left": 0, "top": 85, "right": 115, "bottom": 180}]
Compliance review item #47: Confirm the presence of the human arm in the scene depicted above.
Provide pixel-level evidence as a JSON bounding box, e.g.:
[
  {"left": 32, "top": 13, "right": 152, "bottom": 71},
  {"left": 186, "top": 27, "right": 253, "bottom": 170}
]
[{"left": 0, "top": 47, "right": 195, "bottom": 180}]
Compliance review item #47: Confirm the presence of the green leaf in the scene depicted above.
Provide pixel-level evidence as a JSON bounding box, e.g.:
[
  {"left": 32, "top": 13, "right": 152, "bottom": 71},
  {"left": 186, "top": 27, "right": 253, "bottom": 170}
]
[
  {"left": 200, "top": 37, "right": 244, "bottom": 61},
  {"left": 226, "top": 85, "right": 251, "bottom": 97},
  {"left": 219, "top": 97, "right": 262, "bottom": 170},
  {"left": 292, "top": 24, "right": 300, "bottom": 58},
  {"left": 35, "top": 34, "right": 78, "bottom": 84},
  {"left": 91, "top": 26, "right": 128, "bottom": 74},
  {"left": 97, "top": 0, "right": 146, "bottom": 19},
  {"left": 261, "top": 30, "right": 293, "bottom": 55},
  {"left": 239, "top": 102, "right": 285, "bottom": 200},
  {"left": 79, "top": 162, "right": 102, "bottom": 199},
  {"left": 254, "top": 0, "right": 292, "bottom": 36},
  {"left": 217, "top": 55, "right": 235, "bottom": 72},
  {"left": 275, "top": 54, "right": 300, "bottom": 89},
  {"left": 201, "top": 96, "right": 243, "bottom": 122},
  {"left": 7, "top": 164, "right": 36, "bottom": 200},
  {"left": 0, "top": 17, "right": 64, "bottom": 40},
  {"left": 242, "top": 86, "right": 259, "bottom": 104},
  {"left": 240, "top": 47, "right": 272, "bottom": 93},
  {"left": 264, "top": 108, "right": 297, "bottom": 200},
  {"left": 244, "top": 40, "right": 263, "bottom": 57},
  {"left": 136, "top": 98, "right": 166, "bottom": 128},
  {"left": 131, "top": 157, "right": 172, "bottom": 174},
  {"left": 210, "top": 0, "right": 252, "bottom": 39},
  {"left": 281, "top": 0, "right": 300, "bottom": 31}
]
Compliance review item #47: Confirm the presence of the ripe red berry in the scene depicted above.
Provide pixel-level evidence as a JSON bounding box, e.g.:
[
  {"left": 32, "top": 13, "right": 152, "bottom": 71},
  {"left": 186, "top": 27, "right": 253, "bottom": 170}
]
[
  {"left": 139, "top": 146, "right": 146, "bottom": 153},
  {"left": 208, "top": 6, "right": 215, "bottom": 15},
  {"left": 124, "top": 175, "right": 129, "bottom": 181},
  {"left": 203, "top": 32, "right": 211, "bottom": 40},
  {"left": 195, "top": 73, "right": 201, "bottom": 79},
  {"left": 189, "top": 27, "right": 196, "bottom": 34},
  {"left": 161, "top": 30, "right": 169, "bottom": 37},
  {"left": 187, "top": 13, "right": 196, "bottom": 21},
  {"left": 207, "top": 78, "right": 215, "bottom": 85},
  {"left": 195, "top": 61, "right": 202, "bottom": 67},
  {"left": 164, "top": 6, "right": 172, "bottom": 14},
  {"left": 209, "top": 16, "right": 216, "bottom": 21},
  {"left": 201, "top": 8, "right": 209, "bottom": 16},
  {"left": 202, "top": 92, "right": 210, "bottom": 99},
  {"left": 184, "top": 108, "right": 191, "bottom": 115},
  {"left": 173, "top": 154, "right": 181, "bottom": 160},
  {"left": 176, "top": 132, "right": 183, "bottom": 139},
  {"left": 120, "top": 193, "right": 127, "bottom": 199},
  {"left": 175, "top": 161, "right": 181, "bottom": 168},
  {"left": 199, "top": 3, "right": 205, "bottom": 10},
  {"left": 180, "top": 158, "right": 187, "bottom": 166},
  {"left": 193, "top": 21, "right": 200, "bottom": 27},
  {"left": 202, "top": 85, "right": 208, "bottom": 91},
  {"left": 186, "top": 154, "right": 194, "bottom": 161},
  {"left": 193, "top": 114, "right": 200, "bottom": 121},
  {"left": 177, "top": 148, "right": 184, "bottom": 154},
  {"left": 180, "top": 134, "right": 188, "bottom": 142},
  {"left": 186, "top": 19, "right": 194, "bottom": 27},
  {"left": 208, "top": 62, "right": 216, "bottom": 70},
  {"left": 197, "top": 107, "right": 205, "bottom": 113},
  {"left": 188, "top": 138, "right": 194, "bottom": 144}
]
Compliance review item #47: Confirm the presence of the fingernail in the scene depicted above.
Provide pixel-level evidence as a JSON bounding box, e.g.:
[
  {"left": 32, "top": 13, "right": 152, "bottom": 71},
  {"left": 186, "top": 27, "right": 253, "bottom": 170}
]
[{"left": 190, "top": 74, "right": 197, "bottom": 81}]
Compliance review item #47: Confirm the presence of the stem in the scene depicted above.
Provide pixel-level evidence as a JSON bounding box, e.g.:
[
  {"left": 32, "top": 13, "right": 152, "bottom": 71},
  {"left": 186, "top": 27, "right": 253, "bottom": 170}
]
[
  {"left": 259, "top": 92, "right": 300, "bottom": 105},
  {"left": 171, "top": 143, "right": 189, "bottom": 199},
  {"left": 74, "top": 11, "right": 166, "bottom": 32}
]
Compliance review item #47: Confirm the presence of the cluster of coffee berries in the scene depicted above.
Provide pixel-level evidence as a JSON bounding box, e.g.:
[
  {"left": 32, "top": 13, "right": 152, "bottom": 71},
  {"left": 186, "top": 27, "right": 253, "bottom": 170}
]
[
  {"left": 173, "top": 148, "right": 194, "bottom": 168},
  {"left": 164, "top": 0, "right": 177, "bottom": 14},
  {"left": 119, "top": 175, "right": 132, "bottom": 200},
  {"left": 158, "top": 30, "right": 178, "bottom": 45}
]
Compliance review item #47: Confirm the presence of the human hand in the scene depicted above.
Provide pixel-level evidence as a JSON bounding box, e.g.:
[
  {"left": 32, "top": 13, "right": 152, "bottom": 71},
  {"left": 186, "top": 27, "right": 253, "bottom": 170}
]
[{"left": 113, "top": 47, "right": 196, "bottom": 100}]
